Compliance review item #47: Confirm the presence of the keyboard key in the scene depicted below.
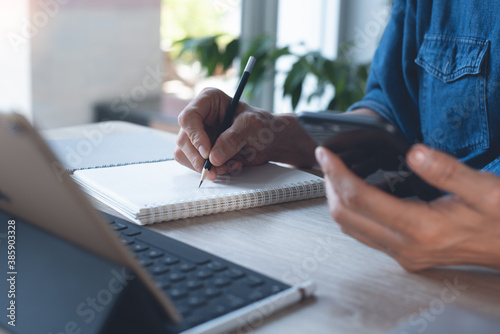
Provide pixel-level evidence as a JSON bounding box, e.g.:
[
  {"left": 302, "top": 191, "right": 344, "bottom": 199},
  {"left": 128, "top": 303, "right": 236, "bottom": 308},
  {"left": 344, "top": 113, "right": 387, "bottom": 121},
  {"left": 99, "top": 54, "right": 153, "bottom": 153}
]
[
  {"left": 186, "top": 314, "right": 208, "bottom": 326},
  {"left": 132, "top": 243, "right": 149, "bottom": 252},
  {"left": 121, "top": 225, "right": 141, "bottom": 236},
  {"left": 147, "top": 250, "right": 164, "bottom": 259},
  {"left": 186, "top": 280, "right": 203, "bottom": 290},
  {"left": 121, "top": 237, "right": 134, "bottom": 245},
  {"left": 176, "top": 305, "right": 191, "bottom": 317},
  {"left": 151, "top": 265, "right": 169, "bottom": 275},
  {"left": 270, "top": 285, "right": 284, "bottom": 294},
  {"left": 245, "top": 275, "right": 264, "bottom": 287},
  {"left": 163, "top": 256, "right": 180, "bottom": 265},
  {"left": 179, "top": 263, "right": 196, "bottom": 272},
  {"left": 204, "top": 288, "right": 221, "bottom": 298},
  {"left": 187, "top": 296, "right": 206, "bottom": 308},
  {"left": 248, "top": 290, "right": 264, "bottom": 301},
  {"left": 168, "top": 288, "right": 188, "bottom": 300},
  {"left": 226, "top": 294, "right": 244, "bottom": 309},
  {"left": 168, "top": 273, "right": 186, "bottom": 282},
  {"left": 227, "top": 268, "right": 245, "bottom": 279},
  {"left": 123, "top": 229, "right": 141, "bottom": 237},
  {"left": 212, "top": 305, "right": 226, "bottom": 316},
  {"left": 194, "top": 258, "right": 211, "bottom": 265},
  {"left": 167, "top": 247, "right": 210, "bottom": 266},
  {"left": 213, "top": 277, "right": 231, "bottom": 287},
  {"left": 206, "top": 261, "right": 227, "bottom": 272},
  {"left": 138, "top": 258, "right": 153, "bottom": 267},
  {"left": 156, "top": 281, "right": 170, "bottom": 290},
  {"left": 196, "top": 270, "right": 213, "bottom": 280},
  {"left": 113, "top": 223, "right": 127, "bottom": 231}
]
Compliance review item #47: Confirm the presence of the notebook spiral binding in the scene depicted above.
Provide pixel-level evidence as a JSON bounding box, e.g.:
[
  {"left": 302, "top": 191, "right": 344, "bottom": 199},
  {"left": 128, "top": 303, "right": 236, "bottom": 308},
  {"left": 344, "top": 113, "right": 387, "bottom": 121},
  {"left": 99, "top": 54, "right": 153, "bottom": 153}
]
[{"left": 141, "top": 180, "right": 325, "bottom": 224}]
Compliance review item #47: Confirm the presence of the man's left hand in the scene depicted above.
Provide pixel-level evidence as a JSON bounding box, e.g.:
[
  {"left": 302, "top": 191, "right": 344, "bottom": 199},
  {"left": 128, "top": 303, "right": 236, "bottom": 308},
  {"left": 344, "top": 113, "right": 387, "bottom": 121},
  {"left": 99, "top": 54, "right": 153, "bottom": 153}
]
[{"left": 315, "top": 144, "right": 500, "bottom": 271}]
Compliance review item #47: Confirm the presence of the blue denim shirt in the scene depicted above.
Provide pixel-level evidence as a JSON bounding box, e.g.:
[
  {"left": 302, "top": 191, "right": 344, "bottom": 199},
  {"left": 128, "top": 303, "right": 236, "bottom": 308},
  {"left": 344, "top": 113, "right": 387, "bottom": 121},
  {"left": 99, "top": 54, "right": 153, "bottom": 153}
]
[{"left": 349, "top": 0, "right": 500, "bottom": 174}]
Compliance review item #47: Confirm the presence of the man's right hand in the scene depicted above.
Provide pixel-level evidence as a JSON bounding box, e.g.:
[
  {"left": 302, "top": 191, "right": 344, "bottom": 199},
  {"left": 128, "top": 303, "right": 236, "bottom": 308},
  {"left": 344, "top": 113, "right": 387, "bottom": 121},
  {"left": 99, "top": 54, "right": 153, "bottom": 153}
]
[{"left": 175, "top": 88, "right": 316, "bottom": 181}]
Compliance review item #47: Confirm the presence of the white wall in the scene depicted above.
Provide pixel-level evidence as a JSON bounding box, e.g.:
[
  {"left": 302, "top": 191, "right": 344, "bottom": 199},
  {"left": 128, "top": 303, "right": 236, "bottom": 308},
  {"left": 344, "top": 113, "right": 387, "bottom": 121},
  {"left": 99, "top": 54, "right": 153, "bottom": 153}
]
[
  {"left": 338, "top": 0, "right": 391, "bottom": 63},
  {"left": 0, "top": 1, "right": 32, "bottom": 120},
  {"left": 1, "top": 0, "right": 163, "bottom": 129}
]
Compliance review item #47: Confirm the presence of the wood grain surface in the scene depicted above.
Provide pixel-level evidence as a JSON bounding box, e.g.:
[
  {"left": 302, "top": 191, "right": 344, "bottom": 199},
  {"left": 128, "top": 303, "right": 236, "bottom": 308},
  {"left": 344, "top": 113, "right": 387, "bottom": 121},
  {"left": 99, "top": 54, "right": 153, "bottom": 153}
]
[{"left": 43, "top": 121, "right": 500, "bottom": 334}]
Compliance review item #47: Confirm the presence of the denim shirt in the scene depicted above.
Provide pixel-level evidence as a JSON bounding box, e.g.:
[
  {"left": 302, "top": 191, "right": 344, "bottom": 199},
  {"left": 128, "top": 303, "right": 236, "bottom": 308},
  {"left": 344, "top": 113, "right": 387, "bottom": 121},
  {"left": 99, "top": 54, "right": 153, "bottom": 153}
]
[{"left": 349, "top": 0, "right": 500, "bottom": 174}]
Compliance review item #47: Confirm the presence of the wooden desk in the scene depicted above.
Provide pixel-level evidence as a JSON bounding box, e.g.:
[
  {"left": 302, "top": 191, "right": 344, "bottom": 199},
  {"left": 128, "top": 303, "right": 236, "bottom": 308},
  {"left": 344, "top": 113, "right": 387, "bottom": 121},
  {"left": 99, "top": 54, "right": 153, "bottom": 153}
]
[{"left": 43, "top": 121, "right": 500, "bottom": 334}]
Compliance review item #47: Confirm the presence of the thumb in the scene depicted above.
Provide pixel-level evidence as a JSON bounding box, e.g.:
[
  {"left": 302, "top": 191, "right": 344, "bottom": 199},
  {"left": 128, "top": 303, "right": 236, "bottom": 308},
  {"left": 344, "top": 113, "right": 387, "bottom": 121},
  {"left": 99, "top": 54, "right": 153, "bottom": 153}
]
[
  {"left": 407, "top": 144, "right": 497, "bottom": 209},
  {"left": 209, "top": 113, "right": 254, "bottom": 166}
]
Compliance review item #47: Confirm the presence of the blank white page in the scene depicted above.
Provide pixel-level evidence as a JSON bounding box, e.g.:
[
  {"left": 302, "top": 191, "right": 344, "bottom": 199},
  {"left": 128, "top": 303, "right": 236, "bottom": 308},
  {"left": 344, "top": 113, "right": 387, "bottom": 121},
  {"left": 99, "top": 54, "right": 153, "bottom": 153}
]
[{"left": 73, "top": 160, "right": 324, "bottom": 224}]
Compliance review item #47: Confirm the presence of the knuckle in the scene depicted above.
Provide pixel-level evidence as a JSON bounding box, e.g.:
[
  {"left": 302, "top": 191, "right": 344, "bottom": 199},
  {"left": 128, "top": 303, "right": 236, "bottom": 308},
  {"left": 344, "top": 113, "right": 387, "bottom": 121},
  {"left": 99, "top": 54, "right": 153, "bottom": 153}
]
[
  {"left": 199, "top": 87, "right": 228, "bottom": 107},
  {"left": 192, "top": 156, "right": 204, "bottom": 171},
  {"left": 176, "top": 133, "right": 187, "bottom": 148},
  {"left": 189, "top": 132, "right": 203, "bottom": 148},
  {"left": 174, "top": 147, "right": 185, "bottom": 163},
  {"left": 328, "top": 202, "right": 348, "bottom": 223},
  {"left": 431, "top": 157, "right": 459, "bottom": 185},
  {"left": 407, "top": 223, "right": 441, "bottom": 246},
  {"left": 395, "top": 247, "right": 430, "bottom": 272},
  {"left": 341, "top": 188, "right": 363, "bottom": 209},
  {"left": 200, "top": 87, "right": 221, "bottom": 96},
  {"left": 484, "top": 181, "right": 500, "bottom": 206},
  {"left": 177, "top": 109, "right": 190, "bottom": 128}
]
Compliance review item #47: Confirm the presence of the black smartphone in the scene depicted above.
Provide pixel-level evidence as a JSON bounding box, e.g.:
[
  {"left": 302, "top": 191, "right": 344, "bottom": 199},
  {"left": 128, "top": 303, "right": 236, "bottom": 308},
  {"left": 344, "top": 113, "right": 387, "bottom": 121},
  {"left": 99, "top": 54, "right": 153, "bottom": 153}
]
[{"left": 297, "top": 111, "right": 442, "bottom": 201}]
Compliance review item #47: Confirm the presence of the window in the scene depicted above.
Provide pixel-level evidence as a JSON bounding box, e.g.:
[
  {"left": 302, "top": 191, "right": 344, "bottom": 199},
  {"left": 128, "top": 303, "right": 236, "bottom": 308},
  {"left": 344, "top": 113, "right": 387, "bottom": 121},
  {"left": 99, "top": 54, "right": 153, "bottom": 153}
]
[{"left": 161, "top": 0, "right": 242, "bottom": 116}]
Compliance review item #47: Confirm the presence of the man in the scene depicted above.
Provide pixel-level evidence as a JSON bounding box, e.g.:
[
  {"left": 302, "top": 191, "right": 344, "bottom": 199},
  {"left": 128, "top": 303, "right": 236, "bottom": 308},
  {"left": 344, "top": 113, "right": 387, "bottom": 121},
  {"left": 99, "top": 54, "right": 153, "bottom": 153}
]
[{"left": 174, "top": 0, "right": 500, "bottom": 271}]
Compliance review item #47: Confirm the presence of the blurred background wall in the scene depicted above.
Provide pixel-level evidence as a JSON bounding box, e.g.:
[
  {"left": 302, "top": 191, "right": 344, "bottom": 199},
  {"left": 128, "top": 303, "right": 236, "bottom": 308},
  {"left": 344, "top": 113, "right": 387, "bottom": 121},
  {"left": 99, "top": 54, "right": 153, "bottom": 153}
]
[
  {"left": 1, "top": 0, "right": 162, "bottom": 129},
  {"left": 0, "top": 0, "right": 389, "bottom": 130}
]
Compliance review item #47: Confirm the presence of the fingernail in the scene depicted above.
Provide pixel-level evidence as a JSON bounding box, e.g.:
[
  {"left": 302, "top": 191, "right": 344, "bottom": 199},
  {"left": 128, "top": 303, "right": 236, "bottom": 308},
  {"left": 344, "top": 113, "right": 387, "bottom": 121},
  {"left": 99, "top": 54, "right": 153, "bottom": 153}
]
[
  {"left": 315, "top": 147, "right": 328, "bottom": 165},
  {"left": 199, "top": 145, "right": 209, "bottom": 159},
  {"left": 409, "top": 146, "right": 428, "bottom": 166}
]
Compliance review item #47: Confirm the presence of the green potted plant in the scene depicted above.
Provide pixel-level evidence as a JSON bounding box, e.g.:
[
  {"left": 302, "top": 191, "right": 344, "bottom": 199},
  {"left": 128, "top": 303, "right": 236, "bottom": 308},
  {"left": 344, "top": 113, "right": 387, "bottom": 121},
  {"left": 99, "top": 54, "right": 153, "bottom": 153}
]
[{"left": 174, "top": 34, "right": 370, "bottom": 112}]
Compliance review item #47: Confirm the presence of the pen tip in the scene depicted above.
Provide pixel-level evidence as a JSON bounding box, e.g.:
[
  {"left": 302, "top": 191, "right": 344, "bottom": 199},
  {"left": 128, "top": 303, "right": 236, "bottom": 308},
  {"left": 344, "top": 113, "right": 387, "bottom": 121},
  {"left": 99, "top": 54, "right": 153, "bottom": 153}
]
[{"left": 198, "top": 168, "right": 209, "bottom": 188}]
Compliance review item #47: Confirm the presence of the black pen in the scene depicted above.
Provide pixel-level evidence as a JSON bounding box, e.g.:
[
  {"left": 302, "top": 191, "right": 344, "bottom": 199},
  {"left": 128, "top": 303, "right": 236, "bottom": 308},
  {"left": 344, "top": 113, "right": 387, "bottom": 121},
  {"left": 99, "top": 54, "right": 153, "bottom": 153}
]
[{"left": 199, "top": 56, "right": 256, "bottom": 188}]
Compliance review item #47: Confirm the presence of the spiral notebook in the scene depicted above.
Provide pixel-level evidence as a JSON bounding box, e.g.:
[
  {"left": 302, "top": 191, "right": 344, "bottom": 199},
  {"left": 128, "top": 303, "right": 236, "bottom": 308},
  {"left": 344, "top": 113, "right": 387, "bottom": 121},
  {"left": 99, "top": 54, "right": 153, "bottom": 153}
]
[{"left": 71, "top": 160, "right": 325, "bottom": 225}]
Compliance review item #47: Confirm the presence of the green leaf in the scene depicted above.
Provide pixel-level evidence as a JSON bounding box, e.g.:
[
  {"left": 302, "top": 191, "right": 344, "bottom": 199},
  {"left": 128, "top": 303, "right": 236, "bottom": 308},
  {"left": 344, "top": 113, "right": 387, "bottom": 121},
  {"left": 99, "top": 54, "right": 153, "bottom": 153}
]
[
  {"left": 222, "top": 39, "right": 239, "bottom": 71},
  {"left": 291, "top": 79, "right": 303, "bottom": 110}
]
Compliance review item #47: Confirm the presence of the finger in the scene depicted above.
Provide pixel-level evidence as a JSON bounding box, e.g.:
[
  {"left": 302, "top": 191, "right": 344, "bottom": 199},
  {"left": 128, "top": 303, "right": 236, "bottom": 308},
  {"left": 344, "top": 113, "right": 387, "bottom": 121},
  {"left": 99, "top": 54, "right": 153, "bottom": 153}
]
[
  {"left": 214, "top": 159, "right": 243, "bottom": 174},
  {"left": 178, "top": 88, "right": 231, "bottom": 159},
  {"left": 339, "top": 224, "right": 436, "bottom": 272},
  {"left": 174, "top": 146, "right": 194, "bottom": 170},
  {"left": 206, "top": 168, "right": 218, "bottom": 181},
  {"left": 176, "top": 129, "right": 207, "bottom": 172},
  {"left": 323, "top": 174, "right": 404, "bottom": 250},
  {"left": 209, "top": 113, "right": 257, "bottom": 166},
  {"left": 340, "top": 226, "right": 397, "bottom": 257},
  {"left": 407, "top": 144, "right": 500, "bottom": 213},
  {"left": 316, "top": 146, "right": 418, "bottom": 230}
]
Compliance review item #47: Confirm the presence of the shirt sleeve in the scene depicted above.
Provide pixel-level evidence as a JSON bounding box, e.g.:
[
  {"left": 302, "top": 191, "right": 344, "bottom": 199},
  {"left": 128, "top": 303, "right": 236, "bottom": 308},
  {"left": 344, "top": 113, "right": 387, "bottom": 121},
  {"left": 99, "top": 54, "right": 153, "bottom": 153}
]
[
  {"left": 347, "top": 0, "right": 422, "bottom": 144},
  {"left": 481, "top": 156, "right": 500, "bottom": 176}
]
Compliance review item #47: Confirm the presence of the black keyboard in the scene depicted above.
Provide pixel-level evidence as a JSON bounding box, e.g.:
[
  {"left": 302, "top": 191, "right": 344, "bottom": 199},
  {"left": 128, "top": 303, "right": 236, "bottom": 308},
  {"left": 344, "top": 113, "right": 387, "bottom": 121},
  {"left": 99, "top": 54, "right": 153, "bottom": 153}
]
[{"left": 102, "top": 212, "right": 290, "bottom": 333}]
